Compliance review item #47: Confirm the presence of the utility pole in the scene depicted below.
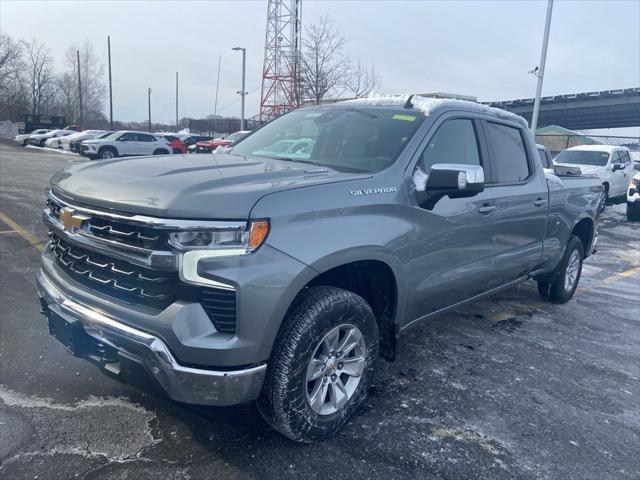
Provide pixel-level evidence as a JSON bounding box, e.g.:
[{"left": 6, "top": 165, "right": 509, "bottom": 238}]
[
  {"left": 108, "top": 36, "right": 113, "bottom": 130},
  {"left": 213, "top": 55, "right": 221, "bottom": 136},
  {"left": 148, "top": 87, "right": 151, "bottom": 132},
  {"left": 531, "top": 0, "right": 553, "bottom": 134},
  {"left": 232, "top": 47, "right": 246, "bottom": 131},
  {"left": 175, "top": 72, "right": 179, "bottom": 131},
  {"left": 76, "top": 50, "right": 84, "bottom": 129}
]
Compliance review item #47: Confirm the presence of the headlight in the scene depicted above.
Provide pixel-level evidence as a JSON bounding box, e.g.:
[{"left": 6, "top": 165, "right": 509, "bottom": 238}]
[{"left": 168, "top": 220, "right": 269, "bottom": 253}]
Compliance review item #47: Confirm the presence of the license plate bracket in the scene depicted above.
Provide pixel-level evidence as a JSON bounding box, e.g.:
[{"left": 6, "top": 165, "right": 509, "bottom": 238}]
[{"left": 48, "top": 311, "right": 86, "bottom": 356}]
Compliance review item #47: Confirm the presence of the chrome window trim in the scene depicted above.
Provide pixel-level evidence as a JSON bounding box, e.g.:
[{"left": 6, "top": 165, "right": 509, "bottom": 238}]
[{"left": 49, "top": 190, "right": 247, "bottom": 230}]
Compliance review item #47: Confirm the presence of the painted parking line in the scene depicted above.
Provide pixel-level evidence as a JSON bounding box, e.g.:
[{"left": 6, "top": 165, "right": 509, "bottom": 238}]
[
  {"left": 0, "top": 212, "right": 44, "bottom": 252},
  {"left": 0, "top": 230, "right": 18, "bottom": 234},
  {"left": 579, "top": 265, "right": 640, "bottom": 293}
]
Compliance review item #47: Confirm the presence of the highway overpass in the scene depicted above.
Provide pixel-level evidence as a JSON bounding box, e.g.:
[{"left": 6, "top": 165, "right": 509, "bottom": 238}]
[{"left": 487, "top": 87, "right": 640, "bottom": 130}]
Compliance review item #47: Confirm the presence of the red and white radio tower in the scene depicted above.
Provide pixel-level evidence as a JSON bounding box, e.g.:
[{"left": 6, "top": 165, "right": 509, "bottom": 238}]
[{"left": 259, "top": 0, "right": 302, "bottom": 121}]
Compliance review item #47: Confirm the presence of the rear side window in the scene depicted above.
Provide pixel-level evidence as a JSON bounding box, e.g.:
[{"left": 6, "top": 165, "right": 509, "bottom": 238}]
[
  {"left": 164, "top": 135, "right": 177, "bottom": 142},
  {"left": 537, "top": 148, "right": 550, "bottom": 168},
  {"left": 620, "top": 151, "right": 631, "bottom": 166},
  {"left": 486, "top": 122, "right": 530, "bottom": 183},
  {"left": 419, "top": 119, "right": 481, "bottom": 174},
  {"left": 138, "top": 134, "right": 155, "bottom": 142}
]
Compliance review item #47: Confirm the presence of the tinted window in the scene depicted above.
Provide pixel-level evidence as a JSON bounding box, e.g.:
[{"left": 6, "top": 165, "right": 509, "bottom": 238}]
[
  {"left": 537, "top": 148, "right": 550, "bottom": 168},
  {"left": 119, "top": 132, "right": 136, "bottom": 141},
  {"left": 554, "top": 150, "right": 610, "bottom": 166},
  {"left": 620, "top": 151, "right": 631, "bottom": 165},
  {"left": 419, "top": 119, "right": 481, "bottom": 174},
  {"left": 164, "top": 135, "right": 177, "bottom": 142},
  {"left": 486, "top": 122, "right": 530, "bottom": 183},
  {"left": 138, "top": 134, "right": 155, "bottom": 142}
]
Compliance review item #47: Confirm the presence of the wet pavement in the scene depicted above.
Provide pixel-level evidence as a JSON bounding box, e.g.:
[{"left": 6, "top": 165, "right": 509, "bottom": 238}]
[{"left": 1, "top": 141, "right": 638, "bottom": 479}]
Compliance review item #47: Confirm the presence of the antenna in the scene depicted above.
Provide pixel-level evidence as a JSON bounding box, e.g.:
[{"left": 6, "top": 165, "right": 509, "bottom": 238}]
[{"left": 403, "top": 94, "right": 414, "bottom": 109}]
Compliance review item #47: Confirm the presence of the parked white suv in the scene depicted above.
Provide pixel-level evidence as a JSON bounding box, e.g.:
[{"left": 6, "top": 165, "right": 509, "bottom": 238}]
[
  {"left": 44, "top": 131, "right": 75, "bottom": 149},
  {"left": 28, "top": 129, "right": 72, "bottom": 148},
  {"left": 14, "top": 129, "right": 51, "bottom": 146},
  {"left": 80, "top": 131, "right": 172, "bottom": 160},
  {"left": 59, "top": 130, "right": 107, "bottom": 151},
  {"left": 554, "top": 145, "right": 635, "bottom": 208}
]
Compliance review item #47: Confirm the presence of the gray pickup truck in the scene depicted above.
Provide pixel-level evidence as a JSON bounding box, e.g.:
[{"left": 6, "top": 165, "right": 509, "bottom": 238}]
[{"left": 37, "top": 96, "right": 601, "bottom": 442}]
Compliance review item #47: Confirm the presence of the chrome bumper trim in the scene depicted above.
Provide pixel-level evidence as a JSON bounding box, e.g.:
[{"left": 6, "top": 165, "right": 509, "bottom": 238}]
[{"left": 37, "top": 269, "right": 266, "bottom": 406}]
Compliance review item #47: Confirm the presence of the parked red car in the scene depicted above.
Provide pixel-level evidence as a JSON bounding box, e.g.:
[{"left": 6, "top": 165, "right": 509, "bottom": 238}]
[
  {"left": 63, "top": 125, "right": 81, "bottom": 132},
  {"left": 193, "top": 130, "right": 250, "bottom": 153},
  {"left": 162, "top": 134, "right": 187, "bottom": 154}
]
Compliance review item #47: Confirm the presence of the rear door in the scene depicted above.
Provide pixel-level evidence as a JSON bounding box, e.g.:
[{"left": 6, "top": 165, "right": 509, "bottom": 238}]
[
  {"left": 407, "top": 115, "right": 503, "bottom": 319},
  {"left": 484, "top": 121, "right": 548, "bottom": 283},
  {"left": 140, "top": 133, "right": 159, "bottom": 155},
  {"left": 618, "top": 150, "right": 634, "bottom": 194},
  {"left": 609, "top": 151, "right": 627, "bottom": 196}
]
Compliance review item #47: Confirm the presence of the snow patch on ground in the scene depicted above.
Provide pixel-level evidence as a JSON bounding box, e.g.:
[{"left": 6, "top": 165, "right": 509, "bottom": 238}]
[{"left": 25, "top": 145, "right": 80, "bottom": 156}]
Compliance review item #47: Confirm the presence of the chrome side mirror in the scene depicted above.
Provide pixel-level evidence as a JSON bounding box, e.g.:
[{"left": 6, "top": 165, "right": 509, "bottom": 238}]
[{"left": 414, "top": 163, "right": 485, "bottom": 209}]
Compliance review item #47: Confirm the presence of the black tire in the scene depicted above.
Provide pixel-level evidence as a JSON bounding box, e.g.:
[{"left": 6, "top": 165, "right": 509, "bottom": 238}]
[
  {"left": 258, "top": 286, "right": 379, "bottom": 442},
  {"left": 22, "top": 139, "right": 28, "bottom": 146},
  {"left": 599, "top": 184, "right": 609, "bottom": 213},
  {"left": 153, "top": 148, "right": 169, "bottom": 155},
  {"left": 627, "top": 203, "right": 640, "bottom": 221},
  {"left": 98, "top": 147, "right": 118, "bottom": 160},
  {"left": 172, "top": 148, "right": 180, "bottom": 154},
  {"left": 537, "top": 235, "right": 584, "bottom": 304}
]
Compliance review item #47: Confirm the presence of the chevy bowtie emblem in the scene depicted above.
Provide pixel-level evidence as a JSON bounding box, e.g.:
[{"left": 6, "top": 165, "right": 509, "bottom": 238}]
[{"left": 60, "top": 208, "right": 88, "bottom": 230}]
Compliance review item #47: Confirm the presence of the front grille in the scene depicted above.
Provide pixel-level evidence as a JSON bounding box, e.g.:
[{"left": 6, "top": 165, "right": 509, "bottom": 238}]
[
  {"left": 46, "top": 198, "right": 168, "bottom": 250},
  {"left": 199, "top": 288, "right": 237, "bottom": 333},
  {"left": 50, "top": 233, "right": 177, "bottom": 310}
]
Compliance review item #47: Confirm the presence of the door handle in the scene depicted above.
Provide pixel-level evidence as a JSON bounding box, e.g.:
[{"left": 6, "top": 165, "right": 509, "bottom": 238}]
[
  {"left": 478, "top": 204, "right": 497, "bottom": 214},
  {"left": 534, "top": 198, "right": 546, "bottom": 207}
]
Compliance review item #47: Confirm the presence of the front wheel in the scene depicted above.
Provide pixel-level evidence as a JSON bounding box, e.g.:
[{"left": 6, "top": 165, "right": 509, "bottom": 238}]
[
  {"left": 538, "top": 235, "right": 584, "bottom": 304},
  {"left": 258, "top": 286, "right": 378, "bottom": 442}
]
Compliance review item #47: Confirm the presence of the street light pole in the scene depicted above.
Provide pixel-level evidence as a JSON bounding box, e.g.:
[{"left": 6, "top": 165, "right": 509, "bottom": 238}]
[
  {"left": 232, "top": 47, "right": 246, "bottom": 131},
  {"left": 531, "top": 0, "right": 553, "bottom": 134}
]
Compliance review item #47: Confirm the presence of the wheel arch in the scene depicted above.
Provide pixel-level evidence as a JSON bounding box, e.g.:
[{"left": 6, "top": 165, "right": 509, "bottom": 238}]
[
  {"left": 277, "top": 249, "right": 406, "bottom": 361},
  {"left": 571, "top": 216, "right": 595, "bottom": 258}
]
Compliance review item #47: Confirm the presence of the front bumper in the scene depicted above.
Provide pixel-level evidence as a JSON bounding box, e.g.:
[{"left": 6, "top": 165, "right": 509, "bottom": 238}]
[{"left": 37, "top": 268, "right": 267, "bottom": 406}]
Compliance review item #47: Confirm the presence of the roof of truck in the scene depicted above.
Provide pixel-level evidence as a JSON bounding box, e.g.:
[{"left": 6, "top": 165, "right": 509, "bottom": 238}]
[
  {"left": 337, "top": 94, "right": 529, "bottom": 128},
  {"left": 566, "top": 145, "right": 627, "bottom": 152}
]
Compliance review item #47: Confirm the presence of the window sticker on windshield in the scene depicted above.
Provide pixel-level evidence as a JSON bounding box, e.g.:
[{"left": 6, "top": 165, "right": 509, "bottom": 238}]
[{"left": 392, "top": 114, "right": 416, "bottom": 122}]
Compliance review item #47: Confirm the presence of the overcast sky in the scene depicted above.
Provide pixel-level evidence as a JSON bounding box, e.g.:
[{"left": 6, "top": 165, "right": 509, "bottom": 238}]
[{"left": 1, "top": 0, "right": 639, "bottom": 134}]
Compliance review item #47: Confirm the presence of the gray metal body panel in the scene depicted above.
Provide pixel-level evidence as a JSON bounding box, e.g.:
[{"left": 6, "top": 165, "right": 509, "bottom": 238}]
[{"left": 40, "top": 101, "right": 601, "bottom": 405}]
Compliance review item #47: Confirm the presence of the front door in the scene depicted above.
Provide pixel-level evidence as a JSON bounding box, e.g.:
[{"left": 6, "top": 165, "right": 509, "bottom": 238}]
[{"left": 407, "top": 116, "right": 501, "bottom": 322}]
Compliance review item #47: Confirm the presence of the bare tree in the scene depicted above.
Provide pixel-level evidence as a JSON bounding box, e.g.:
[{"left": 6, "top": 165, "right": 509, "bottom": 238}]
[
  {"left": 63, "top": 41, "right": 106, "bottom": 125},
  {"left": 299, "top": 16, "right": 350, "bottom": 105},
  {"left": 345, "top": 60, "right": 379, "bottom": 99},
  {"left": 20, "top": 38, "right": 55, "bottom": 114},
  {"left": 0, "top": 33, "right": 23, "bottom": 92}
]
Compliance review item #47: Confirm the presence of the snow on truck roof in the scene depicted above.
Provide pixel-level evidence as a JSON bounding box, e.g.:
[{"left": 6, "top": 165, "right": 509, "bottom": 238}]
[
  {"left": 566, "top": 145, "right": 626, "bottom": 152},
  {"left": 338, "top": 94, "right": 529, "bottom": 128}
]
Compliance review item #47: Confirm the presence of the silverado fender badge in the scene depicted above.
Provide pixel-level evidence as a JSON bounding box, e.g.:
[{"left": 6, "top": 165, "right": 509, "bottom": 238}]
[
  {"left": 60, "top": 207, "right": 89, "bottom": 230},
  {"left": 349, "top": 187, "right": 398, "bottom": 197}
]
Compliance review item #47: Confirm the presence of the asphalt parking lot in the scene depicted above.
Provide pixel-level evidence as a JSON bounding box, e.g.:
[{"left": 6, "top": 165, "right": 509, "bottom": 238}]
[{"left": 0, "top": 140, "right": 638, "bottom": 480}]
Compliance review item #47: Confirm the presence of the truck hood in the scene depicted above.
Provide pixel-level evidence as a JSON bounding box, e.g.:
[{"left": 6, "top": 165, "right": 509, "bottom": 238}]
[{"left": 50, "top": 153, "right": 370, "bottom": 219}]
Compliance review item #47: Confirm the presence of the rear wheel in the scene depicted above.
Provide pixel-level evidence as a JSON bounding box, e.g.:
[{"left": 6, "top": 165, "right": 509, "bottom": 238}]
[
  {"left": 537, "top": 235, "right": 584, "bottom": 304},
  {"left": 258, "top": 286, "right": 378, "bottom": 442},
  {"left": 153, "top": 148, "right": 169, "bottom": 155}
]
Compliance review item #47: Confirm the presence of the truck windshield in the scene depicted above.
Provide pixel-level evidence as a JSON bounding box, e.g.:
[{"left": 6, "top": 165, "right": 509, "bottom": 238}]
[
  {"left": 229, "top": 108, "right": 425, "bottom": 173},
  {"left": 554, "top": 150, "right": 610, "bottom": 167}
]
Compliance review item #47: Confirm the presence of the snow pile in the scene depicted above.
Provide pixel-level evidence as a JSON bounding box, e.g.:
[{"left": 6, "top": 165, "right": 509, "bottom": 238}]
[
  {"left": 0, "top": 120, "right": 18, "bottom": 139},
  {"left": 342, "top": 94, "right": 528, "bottom": 127}
]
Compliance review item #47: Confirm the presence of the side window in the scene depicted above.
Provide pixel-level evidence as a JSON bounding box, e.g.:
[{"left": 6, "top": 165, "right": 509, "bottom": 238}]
[
  {"left": 611, "top": 151, "right": 621, "bottom": 164},
  {"left": 138, "top": 134, "right": 154, "bottom": 142},
  {"left": 620, "top": 151, "right": 631, "bottom": 166},
  {"left": 119, "top": 133, "right": 134, "bottom": 141},
  {"left": 486, "top": 122, "right": 530, "bottom": 183},
  {"left": 537, "top": 148, "right": 550, "bottom": 169},
  {"left": 419, "top": 119, "right": 481, "bottom": 174}
]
